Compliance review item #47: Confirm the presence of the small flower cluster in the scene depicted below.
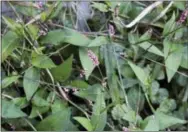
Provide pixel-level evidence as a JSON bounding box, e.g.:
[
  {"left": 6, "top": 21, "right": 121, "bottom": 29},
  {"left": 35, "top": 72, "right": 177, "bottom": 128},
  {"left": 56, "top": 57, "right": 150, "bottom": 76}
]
[
  {"left": 79, "top": 69, "right": 86, "bottom": 78},
  {"left": 37, "top": 1, "right": 44, "bottom": 9},
  {"left": 122, "top": 127, "right": 129, "bottom": 132},
  {"left": 87, "top": 50, "right": 99, "bottom": 66},
  {"left": 177, "top": 9, "right": 188, "bottom": 24},
  {"left": 108, "top": 24, "right": 115, "bottom": 37}
]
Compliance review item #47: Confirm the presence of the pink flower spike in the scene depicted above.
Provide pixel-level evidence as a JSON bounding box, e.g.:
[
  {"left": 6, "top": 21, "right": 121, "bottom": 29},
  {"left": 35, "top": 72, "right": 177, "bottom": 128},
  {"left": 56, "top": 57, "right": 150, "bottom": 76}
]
[
  {"left": 87, "top": 50, "right": 99, "bottom": 66},
  {"left": 177, "top": 9, "right": 188, "bottom": 24}
]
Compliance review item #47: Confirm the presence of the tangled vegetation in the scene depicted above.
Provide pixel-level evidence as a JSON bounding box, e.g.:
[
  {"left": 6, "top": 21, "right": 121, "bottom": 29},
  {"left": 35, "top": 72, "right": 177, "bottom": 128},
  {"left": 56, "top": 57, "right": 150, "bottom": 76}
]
[{"left": 1, "top": 1, "right": 188, "bottom": 131}]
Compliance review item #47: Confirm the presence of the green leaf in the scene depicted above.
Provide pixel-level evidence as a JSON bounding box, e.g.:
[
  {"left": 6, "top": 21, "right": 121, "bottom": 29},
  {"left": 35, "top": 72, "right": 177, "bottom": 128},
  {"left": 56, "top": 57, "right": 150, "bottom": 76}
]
[
  {"left": 162, "top": 12, "right": 176, "bottom": 36},
  {"left": 139, "top": 30, "right": 152, "bottom": 42},
  {"left": 74, "top": 117, "right": 93, "bottom": 131},
  {"left": 23, "top": 67, "right": 40, "bottom": 100},
  {"left": 74, "top": 84, "right": 101, "bottom": 101},
  {"left": 174, "top": 1, "right": 186, "bottom": 10},
  {"left": 27, "top": 24, "right": 39, "bottom": 40},
  {"left": 32, "top": 94, "right": 49, "bottom": 107},
  {"left": 127, "top": 87, "right": 145, "bottom": 111},
  {"left": 32, "top": 54, "right": 56, "bottom": 68},
  {"left": 88, "top": 36, "right": 108, "bottom": 47},
  {"left": 51, "top": 55, "right": 73, "bottom": 82},
  {"left": 165, "top": 45, "right": 183, "bottom": 82},
  {"left": 67, "top": 80, "right": 89, "bottom": 89},
  {"left": 29, "top": 106, "right": 49, "bottom": 118},
  {"left": 2, "top": 31, "right": 19, "bottom": 62},
  {"left": 51, "top": 99, "right": 67, "bottom": 114},
  {"left": 155, "top": 111, "right": 186, "bottom": 130},
  {"left": 128, "top": 32, "right": 139, "bottom": 44},
  {"left": 40, "top": 30, "right": 65, "bottom": 45},
  {"left": 144, "top": 116, "right": 159, "bottom": 131},
  {"left": 91, "top": 86, "right": 107, "bottom": 131},
  {"left": 157, "top": 99, "right": 177, "bottom": 113},
  {"left": 36, "top": 108, "right": 73, "bottom": 131},
  {"left": 2, "top": 99, "right": 27, "bottom": 118},
  {"left": 2, "top": 16, "right": 24, "bottom": 36},
  {"left": 151, "top": 88, "right": 169, "bottom": 104},
  {"left": 111, "top": 104, "right": 141, "bottom": 123},
  {"left": 180, "top": 46, "right": 188, "bottom": 69},
  {"left": 12, "top": 97, "right": 28, "bottom": 109},
  {"left": 122, "top": 78, "right": 138, "bottom": 89},
  {"left": 15, "top": 5, "right": 39, "bottom": 16},
  {"left": 2, "top": 75, "right": 20, "bottom": 89},
  {"left": 139, "top": 42, "right": 164, "bottom": 56},
  {"left": 111, "top": 104, "right": 126, "bottom": 120},
  {"left": 128, "top": 61, "right": 149, "bottom": 85},
  {"left": 64, "top": 28, "right": 91, "bottom": 46},
  {"left": 41, "top": 29, "right": 91, "bottom": 46},
  {"left": 92, "top": 2, "right": 108, "bottom": 12},
  {"left": 79, "top": 48, "right": 96, "bottom": 80}
]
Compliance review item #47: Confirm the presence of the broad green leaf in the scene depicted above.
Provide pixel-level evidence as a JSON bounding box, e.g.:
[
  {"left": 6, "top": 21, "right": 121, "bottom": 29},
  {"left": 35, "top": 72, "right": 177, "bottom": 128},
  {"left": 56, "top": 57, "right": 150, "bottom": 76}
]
[
  {"left": 122, "top": 78, "right": 138, "bottom": 89},
  {"left": 151, "top": 88, "right": 169, "bottom": 104},
  {"left": 15, "top": 4, "right": 39, "bottom": 16},
  {"left": 32, "top": 94, "right": 49, "bottom": 107},
  {"left": 174, "top": 1, "right": 185, "bottom": 10},
  {"left": 139, "top": 42, "right": 164, "bottom": 56},
  {"left": 2, "top": 31, "right": 19, "bottom": 62},
  {"left": 29, "top": 106, "right": 49, "bottom": 118},
  {"left": 162, "top": 12, "right": 176, "bottom": 36},
  {"left": 2, "top": 16, "right": 23, "bottom": 34},
  {"left": 88, "top": 36, "right": 108, "bottom": 47},
  {"left": 41, "top": 29, "right": 91, "bottom": 46},
  {"left": 63, "top": 28, "right": 91, "bottom": 46},
  {"left": 51, "top": 55, "right": 73, "bottom": 82},
  {"left": 180, "top": 46, "right": 188, "bottom": 69},
  {"left": 127, "top": 87, "right": 145, "bottom": 111},
  {"left": 68, "top": 80, "right": 89, "bottom": 89},
  {"left": 128, "top": 32, "right": 139, "bottom": 44},
  {"left": 74, "top": 117, "right": 93, "bottom": 131},
  {"left": 51, "top": 99, "right": 67, "bottom": 114},
  {"left": 40, "top": 30, "right": 66, "bottom": 45},
  {"left": 31, "top": 87, "right": 50, "bottom": 107},
  {"left": 111, "top": 104, "right": 127, "bottom": 120},
  {"left": 111, "top": 104, "right": 141, "bottom": 123},
  {"left": 165, "top": 47, "right": 183, "bottom": 82},
  {"left": 79, "top": 48, "right": 96, "bottom": 80},
  {"left": 103, "top": 44, "right": 121, "bottom": 103},
  {"left": 92, "top": 2, "right": 108, "bottom": 12},
  {"left": 128, "top": 61, "right": 149, "bottom": 85},
  {"left": 12, "top": 97, "right": 28, "bottom": 109},
  {"left": 50, "top": 2, "right": 63, "bottom": 18},
  {"left": 139, "top": 30, "right": 152, "bottom": 42},
  {"left": 2, "top": 99, "right": 27, "bottom": 118},
  {"left": 151, "top": 81, "right": 160, "bottom": 95},
  {"left": 74, "top": 84, "right": 101, "bottom": 101},
  {"left": 144, "top": 116, "right": 159, "bottom": 131},
  {"left": 157, "top": 99, "right": 176, "bottom": 113},
  {"left": 91, "top": 86, "right": 107, "bottom": 131},
  {"left": 2, "top": 75, "right": 20, "bottom": 89},
  {"left": 32, "top": 54, "right": 56, "bottom": 68},
  {"left": 27, "top": 24, "right": 39, "bottom": 40},
  {"left": 36, "top": 108, "right": 72, "bottom": 131},
  {"left": 23, "top": 67, "right": 40, "bottom": 100},
  {"left": 155, "top": 111, "right": 186, "bottom": 130}
]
